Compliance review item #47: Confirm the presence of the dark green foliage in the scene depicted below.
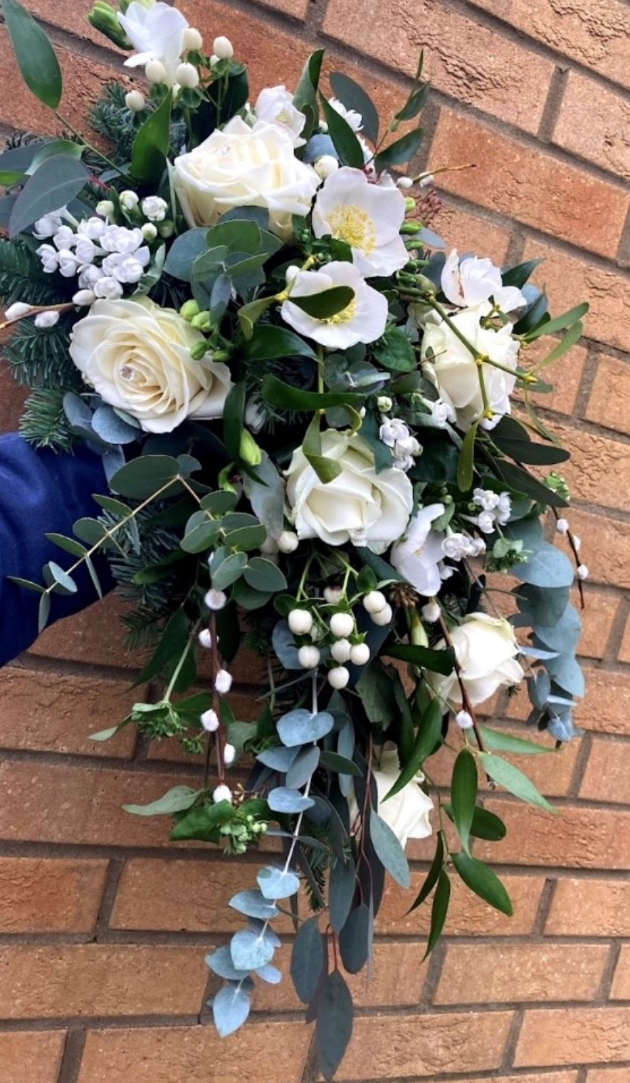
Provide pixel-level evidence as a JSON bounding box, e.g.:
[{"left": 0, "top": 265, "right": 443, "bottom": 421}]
[
  {"left": 90, "top": 82, "right": 143, "bottom": 164},
  {"left": 5, "top": 314, "right": 82, "bottom": 389},
  {"left": 19, "top": 387, "right": 77, "bottom": 451},
  {"left": 0, "top": 238, "right": 64, "bottom": 308}
]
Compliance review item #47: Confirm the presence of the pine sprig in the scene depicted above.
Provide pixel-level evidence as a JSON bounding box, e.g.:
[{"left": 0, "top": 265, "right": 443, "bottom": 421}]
[
  {"left": 5, "top": 314, "right": 82, "bottom": 388},
  {"left": 90, "top": 82, "right": 142, "bottom": 164},
  {"left": 0, "top": 238, "right": 66, "bottom": 308},
  {"left": 19, "top": 387, "right": 77, "bottom": 451}
]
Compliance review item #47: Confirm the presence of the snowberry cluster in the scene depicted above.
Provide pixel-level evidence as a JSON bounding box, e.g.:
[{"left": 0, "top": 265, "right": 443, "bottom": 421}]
[{"left": 289, "top": 589, "right": 393, "bottom": 689}]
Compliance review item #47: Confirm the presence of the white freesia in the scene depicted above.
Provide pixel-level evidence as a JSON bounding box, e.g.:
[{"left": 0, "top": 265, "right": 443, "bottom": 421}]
[
  {"left": 118, "top": 1, "right": 188, "bottom": 86},
  {"left": 312, "top": 167, "right": 408, "bottom": 277},
  {"left": 281, "top": 261, "right": 388, "bottom": 348},
  {"left": 422, "top": 301, "right": 520, "bottom": 431},
  {"left": 285, "top": 430, "right": 413, "bottom": 553},
  {"left": 254, "top": 85, "right": 306, "bottom": 147},
  {"left": 441, "top": 249, "right": 526, "bottom": 312},
  {"left": 427, "top": 613, "right": 524, "bottom": 709},
  {"left": 348, "top": 746, "right": 433, "bottom": 849},
  {"left": 69, "top": 297, "right": 233, "bottom": 433},
  {"left": 173, "top": 117, "right": 320, "bottom": 239},
  {"left": 390, "top": 503, "right": 446, "bottom": 596}
]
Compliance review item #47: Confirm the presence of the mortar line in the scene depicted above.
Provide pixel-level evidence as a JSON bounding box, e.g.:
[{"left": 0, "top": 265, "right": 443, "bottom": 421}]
[{"left": 55, "top": 1029, "right": 86, "bottom": 1083}]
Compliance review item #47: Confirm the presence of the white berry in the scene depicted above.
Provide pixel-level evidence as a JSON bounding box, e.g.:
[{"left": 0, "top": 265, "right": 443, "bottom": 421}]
[
  {"left": 213, "top": 784, "right": 233, "bottom": 804},
  {"left": 223, "top": 743, "right": 236, "bottom": 766},
  {"left": 145, "top": 59, "right": 167, "bottom": 85},
  {"left": 125, "top": 89, "right": 146, "bottom": 112},
  {"left": 288, "top": 609, "right": 313, "bottom": 636},
  {"left": 330, "top": 612, "right": 355, "bottom": 638},
  {"left": 182, "top": 26, "right": 203, "bottom": 51},
  {"left": 198, "top": 628, "right": 213, "bottom": 649},
  {"left": 298, "top": 645, "right": 320, "bottom": 669},
  {"left": 200, "top": 708, "right": 220, "bottom": 733},
  {"left": 328, "top": 666, "right": 350, "bottom": 690},
  {"left": 213, "top": 35, "right": 234, "bottom": 59},
  {"left": 330, "top": 638, "right": 352, "bottom": 664},
  {"left": 176, "top": 62, "right": 200, "bottom": 89},
  {"left": 324, "top": 586, "right": 343, "bottom": 605},
  {"left": 277, "top": 530, "right": 299, "bottom": 553},
  {"left": 577, "top": 564, "right": 589, "bottom": 580},
  {"left": 371, "top": 603, "right": 393, "bottom": 626},
  {"left": 350, "top": 642, "right": 370, "bottom": 666},
  {"left": 455, "top": 710, "right": 474, "bottom": 730},
  {"left": 421, "top": 601, "right": 441, "bottom": 624},
  {"left": 363, "top": 590, "right": 387, "bottom": 614}
]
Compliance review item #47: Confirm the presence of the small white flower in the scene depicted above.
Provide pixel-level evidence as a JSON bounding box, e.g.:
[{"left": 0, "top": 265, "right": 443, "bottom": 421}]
[
  {"left": 277, "top": 530, "right": 299, "bottom": 553},
  {"left": 96, "top": 200, "right": 115, "bottom": 218},
  {"left": 577, "top": 564, "right": 589, "bottom": 580},
  {"left": 455, "top": 710, "right": 474, "bottom": 730},
  {"left": 75, "top": 237, "right": 100, "bottom": 266},
  {"left": 119, "top": 191, "right": 140, "bottom": 212},
  {"left": 281, "top": 261, "right": 388, "bottom": 349},
  {"left": 33, "top": 210, "right": 66, "bottom": 239},
  {"left": 4, "top": 302, "right": 32, "bottom": 320},
  {"left": 204, "top": 588, "right": 227, "bottom": 610},
  {"left": 330, "top": 612, "right": 355, "bottom": 638},
  {"left": 431, "top": 399, "right": 456, "bottom": 427},
  {"left": 350, "top": 642, "right": 370, "bottom": 666},
  {"left": 101, "top": 225, "right": 144, "bottom": 254},
  {"left": 198, "top": 628, "right": 213, "bottom": 649},
  {"left": 380, "top": 417, "right": 410, "bottom": 449},
  {"left": 330, "top": 638, "right": 352, "bottom": 664},
  {"left": 141, "top": 223, "right": 158, "bottom": 242},
  {"left": 298, "top": 644, "right": 320, "bottom": 669},
  {"left": 176, "top": 61, "right": 199, "bottom": 88},
  {"left": 329, "top": 97, "right": 363, "bottom": 132},
  {"left": 119, "top": 1, "right": 189, "bottom": 86},
  {"left": 72, "top": 289, "right": 96, "bottom": 306},
  {"left": 53, "top": 225, "right": 77, "bottom": 251},
  {"left": 37, "top": 244, "right": 59, "bottom": 273},
  {"left": 391, "top": 504, "right": 446, "bottom": 597},
  {"left": 476, "top": 510, "right": 496, "bottom": 534},
  {"left": 201, "top": 708, "right": 220, "bottom": 732},
  {"left": 141, "top": 196, "right": 169, "bottom": 223},
  {"left": 470, "top": 537, "right": 486, "bottom": 557},
  {"left": 472, "top": 488, "right": 500, "bottom": 511},
  {"left": 254, "top": 85, "right": 306, "bottom": 148},
  {"left": 182, "top": 26, "right": 203, "bottom": 51},
  {"left": 34, "top": 310, "right": 60, "bottom": 329},
  {"left": 495, "top": 493, "right": 512, "bottom": 525},
  {"left": 313, "top": 167, "right": 408, "bottom": 278},
  {"left": 125, "top": 89, "right": 146, "bottom": 112},
  {"left": 93, "top": 276, "right": 124, "bottom": 300},
  {"left": 215, "top": 668, "right": 233, "bottom": 694},
  {"left": 78, "top": 265, "right": 104, "bottom": 290},
  {"left": 422, "top": 600, "right": 441, "bottom": 624},
  {"left": 377, "top": 396, "right": 393, "bottom": 413},
  {"left": 78, "top": 217, "right": 108, "bottom": 241},
  {"left": 328, "top": 665, "right": 350, "bottom": 689},
  {"left": 223, "top": 743, "right": 236, "bottom": 766},
  {"left": 441, "top": 249, "right": 526, "bottom": 312},
  {"left": 371, "top": 603, "right": 393, "bottom": 626},
  {"left": 288, "top": 609, "right": 313, "bottom": 636},
  {"left": 213, "top": 783, "right": 233, "bottom": 804},
  {"left": 556, "top": 518, "right": 570, "bottom": 534},
  {"left": 213, "top": 35, "right": 234, "bottom": 59},
  {"left": 313, "top": 154, "right": 340, "bottom": 180},
  {"left": 57, "top": 250, "right": 80, "bottom": 278},
  {"left": 102, "top": 252, "right": 148, "bottom": 284},
  {"left": 442, "top": 532, "right": 474, "bottom": 561}
]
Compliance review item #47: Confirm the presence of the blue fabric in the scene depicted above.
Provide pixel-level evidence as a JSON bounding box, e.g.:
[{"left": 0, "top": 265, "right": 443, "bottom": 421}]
[{"left": 0, "top": 433, "right": 114, "bottom": 666}]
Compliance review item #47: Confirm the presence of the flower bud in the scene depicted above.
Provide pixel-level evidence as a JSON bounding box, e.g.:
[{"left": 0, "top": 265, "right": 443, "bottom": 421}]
[
  {"left": 350, "top": 642, "right": 370, "bottom": 666},
  {"left": 34, "top": 310, "right": 60, "bottom": 329},
  {"left": 198, "top": 628, "right": 213, "bottom": 649},
  {"left": 125, "top": 89, "right": 146, "bottom": 112},
  {"left": 215, "top": 669, "right": 233, "bottom": 694},
  {"left": 182, "top": 26, "right": 203, "bottom": 51},
  {"left": 213, "top": 783, "right": 233, "bottom": 804},
  {"left": 141, "top": 222, "right": 158, "bottom": 241},
  {"left": 330, "top": 638, "right": 352, "bottom": 664},
  {"left": 330, "top": 612, "right": 355, "bottom": 638},
  {"left": 180, "top": 299, "right": 201, "bottom": 321},
  {"left": 4, "top": 302, "right": 32, "bottom": 320},
  {"left": 191, "top": 341, "right": 209, "bottom": 361},
  {"left": 145, "top": 59, "right": 167, "bottom": 85},
  {"left": 191, "top": 311, "right": 211, "bottom": 330},
  {"left": 96, "top": 200, "right": 115, "bottom": 218},
  {"left": 314, "top": 154, "right": 339, "bottom": 180},
  {"left": 377, "top": 396, "right": 393, "bottom": 413},
  {"left": 328, "top": 666, "right": 350, "bottom": 690},
  {"left": 72, "top": 289, "right": 96, "bottom": 307},
  {"left": 277, "top": 530, "right": 299, "bottom": 553},
  {"left": 119, "top": 190, "right": 139, "bottom": 211},
  {"left": 421, "top": 600, "right": 441, "bottom": 624},
  {"left": 157, "top": 220, "right": 175, "bottom": 238},
  {"left": 239, "top": 429, "right": 263, "bottom": 466},
  {"left": 404, "top": 197, "right": 416, "bottom": 212},
  {"left": 371, "top": 603, "right": 393, "bottom": 626},
  {"left": 87, "top": 1, "right": 130, "bottom": 49},
  {"left": 298, "top": 644, "right": 320, "bottom": 669},
  {"left": 288, "top": 609, "right": 313, "bottom": 636},
  {"left": 455, "top": 710, "right": 474, "bottom": 730},
  {"left": 201, "top": 709, "right": 220, "bottom": 732},
  {"left": 213, "top": 35, "right": 234, "bottom": 59},
  {"left": 223, "top": 743, "right": 236, "bottom": 766},
  {"left": 363, "top": 590, "right": 387, "bottom": 615},
  {"left": 176, "top": 62, "right": 200, "bottom": 89},
  {"left": 204, "top": 588, "right": 227, "bottom": 611}
]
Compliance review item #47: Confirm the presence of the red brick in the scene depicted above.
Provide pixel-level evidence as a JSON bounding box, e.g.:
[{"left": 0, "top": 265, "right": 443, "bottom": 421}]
[
  {"left": 547, "top": 876, "right": 630, "bottom": 936},
  {"left": 577, "top": 592, "right": 619, "bottom": 660},
  {"left": 522, "top": 337, "right": 588, "bottom": 417},
  {"left": 450, "top": 1076, "right": 578, "bottom": 1083},
  {"left": 586, "top": 355, "right": 630, "bottom": 437},
  {"left": 379, "top": 873, "right": 544, "bottom": 937},
  {"left": 324, "top": 0, "right": 553, "bottom": 134},
  {"left": 549, "top": 421, "right": 630, "bottom": 516},
  {"left": 611, "top": 945, "right": 630, "bottom": 999},
  {"left": 0, "top": 665, "right": 136, "bottom": 757},
  {"left": 524, "top": 239, "right": 630, "bottom": 355},
  {"left": 431, "top": 203, "right": 513, "bottom": 265},
  {"left": 0, "top": 366, "right": 28, "bottom": 433},
  {"left": 335, "top": 1010, "right": 514, "bottom": 1080},
  {"left": 553, "top": 508, "right": 630, "bottom": 591},
  {"left": 0, "top": 1031, "right": 66, "bottom": 1083},
  {"left": 0, "top": 856, "right": 107, "bottom": 933},
  {"left": 579, "top": 738, "right": 630, "bottom": 802},
  {"left": 430, "top": 110, "right": 629, "bottom": 258},
  {"left": 554, "top": 72, "right": 630, "bottom": 180},
  {"left": 30, "top": 592, "right": 143, "bottom": 669},
  {"left": 434, "top": 942, "right": 608, "bottom": 1004},
  {"left": 515, "top": 1006, "right": 630, "bottom": 1067},
  {"left": 0, "top": 762, "right": 200, "bottom": 847},
  {"left": 588, "top": 1071, "right": 630, "bottom": 1083},
  {"left": 25, "top": 0, "right": 118, "bottom": 46},
  {"left": 78, "top": 1023, "right": 311, "bottom": 1083},
  {"left": 0, "top": 944, "right": 207, "bottom": 1018},
  {"left": 467, "top": 0, "right": 630, "bottom": 91},
  {"left": 619, "top": 621, "right": 630, "bottom": 664},
  {"left": 575, "top": 668, "right": 630, "bottom": 736},
  {"left": 479, "top": 798, "right": 630, "bottom": 869}
]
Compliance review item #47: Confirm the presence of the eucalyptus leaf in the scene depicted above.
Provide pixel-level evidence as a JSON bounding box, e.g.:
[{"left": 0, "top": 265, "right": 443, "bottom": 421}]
[
  {"left": 267, "top": 787, "right": 315, "bottom": 814},
  {"left": 123, "top": 785, "right": 199, "bottom": 816},
  {"left": 291, "top": 915, "right": 325, "bottom": 1003},
  {"left": 229, "top": 890, "right": 279, "bottom": 922},
  {"left": 257, "top": 865, "right": 301, "bottom": 900},
  {"left": 3, "top": 0, "right": 62, "bottom": 109},
  {"left": 277, "top": 709, "right": 335, "bottom": 748},
  {"left": 230, "top": 927, "right": 275, "bottom": 971},
  {"left": 9, "top": 155, "right": 89, "bottom": 238},
  {"left": 369, "top": 809, "right": 411, "bottom": 888},
  {"left": 212, "top": 984, "right": 251, "bottom": 1037},
  {"left": 315, "top": 970, "right": 354, "bottom": 1082}
]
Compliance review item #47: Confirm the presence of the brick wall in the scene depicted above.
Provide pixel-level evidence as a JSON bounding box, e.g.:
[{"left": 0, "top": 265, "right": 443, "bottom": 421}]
[{"left": 1, "top": 1, "right": 630, "bottom": 1080}]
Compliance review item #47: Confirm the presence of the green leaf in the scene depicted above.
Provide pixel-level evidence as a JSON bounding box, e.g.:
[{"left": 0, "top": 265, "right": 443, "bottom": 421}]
[
  {"left": 123, "top": 785, "right": 200, "bottom": 816},
  {"left": 243, "top": 325, "right": 317, "bottom": 362},
  {"left": 321, "top": 96, "right": 365, "bottom": 168},
  {"left": 110, "top": 454, "right": 185, "bottom": 500},
  {"left": 495, "top": 461, "right": 569, "bottom": 507},
  {"left": 451, "top": 851, "right": 513, "bottom": 916},
  {"left": 384, "top": 642, "right": 455, "bottom": 677},
  {"left": 372, "top": 327, "right": 417, "bottom": 372},
  {"left": 501, "top": 258, "right": 544, "bottom": 289},
  {"left": 131, "top": 89, "right": 173, "bottom": 183},
  {"left": 533, "top": 320, "right": 584, "bottom": 370},
  {"left": 408, "top": 831, "right": 444, "bottom": 912},
  {"left": 369, "top": 808, "right": 411, "bottom": 888},
  {"left": 170, "top": 800, "right": 235, "bottom": 842},
  {"left": 329, "top": 71, "right": 379, "bottom": 143},
  {"left": 478, "top": 724, "right": 553, "bottom": 756},
  {"left": 302, "top": 412, "right": 342, "bottom": 484},
  {"left": 45, "top": 533, "right": 88, "bottom": 558},
  {"left": 223, "top": 380, "right": 246, "bottom": 463},
  {"left": 424, "top": 870, "right": 450, "bottom": 959},
  {"left": 27, "top": 140, "right": 85, "bottom": 174},
  {"left": 319, "top": 751, "right": 363, "bottom": 777},
  {"left": 7, "top": 575, "right": 44, "bottom": 593},
  {"left": 480, "top": 752, "right": 557, "bottom": 813},
  {"left": 163, "top": 228, "right": 209, "bottom": 281},
  {"left": 38, "top": 591, "right": 50, "bottom": 633},
  {"left": 293, "top": 49, "right": 325, "bottom": 137},
  {"left": 0, "top": 170, "right": 26, "bottom": 186},
  {"left": 457, "top": 420, "right": 478, "bottom": 491},
  {"left": 450, "top": 749, "right": 478, "bottom": 854},
  {"left": 493, "top": 437, "right": 570, "bottom": 466},
  {"left": 467, "top": 806, "right": 507, "bottom": 842},
  {"left": 2, "top": 0, "right": 62, "bottom": 108},
  {"left": 8, "top": 155, "right": 89, "bottom": 238},
  {"left": 237, "top": 294, "right": 276, "bottom": 338},
  {"left": 395, "top": 81, "right": 430, "bottom": 123},
  {"left": 375, "top": 128, "right": 423, "bottom": 171},
  {"left": 525, "top": 302, "right": 589, "bottom": 342},
  {"left": 212, "top": 550, "right": 248, "bottom": 590},
  {"left": 384, "top": 697, "right": 442, "bottom": 799},
  {"left": 244, "top": 557, "right": 287, "bottom": 593},
  {"left": 43, "top": 561, "right": 77, "bottom": 595},
  {"left": 290, "top": 285, "right": 355, "bottom": 319},
  {"left": 262, "top": 374, "right": 363, "bottom": 412},
  {"left": 137, "top": 607, "right": 190, "bottom": 685}
]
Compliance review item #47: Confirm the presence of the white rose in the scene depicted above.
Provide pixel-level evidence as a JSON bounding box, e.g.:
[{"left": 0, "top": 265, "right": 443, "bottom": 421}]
[
  {"left": 68, "top": 297, "right": 233, "bottom": 434},
  {"left": 390, "top": 503, "right": 446, "bottom": 597},
  {"left": 254, "top": 85, "right": 306, "bottom": 148},
  {"left": 286, "top": 430, "right": 413, "bottom": 553},
  {"left": 441, "top": 248, "right": 526, "bottom": 313},
  {"left": 281, "top": 261, "right": 388, "bottom": 348},
  {"left": 427, "top": 613, "right": 524, "bottom": 710},
  {"left": 422, "top": 302, "right": 520, "bottom": 432},
  {"left": 348, "top": 746, "right": 433, "bottom": 850},
  {"left": 173, "top": 117, "right": 321, "bottom": 239}
]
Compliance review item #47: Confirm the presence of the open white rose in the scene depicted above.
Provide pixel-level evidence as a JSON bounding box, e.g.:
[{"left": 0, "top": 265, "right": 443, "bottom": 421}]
[
  {"left": 173, "top": 117, "right": 321, "bottom": 239},
  {"left": 312, "top": 167, "right": 408, "bottom": 277},
  {"left": 119, "top": 2, "right": 188, "bottom": 86},
  {"left": 441, "top": 249, "right": 526, "bottom": 313},
  {"left": 69, "top": 297, "right": 233, "bottom": 434},
  {"left": 390, "top": 503, "right": 446, "bottom": 596},
  {"left": 285, "top": 430, "right": 413, "bottom": 553},
  {"left": 281, "top": 261, "right": 388, "bottom": 348},
  {"left": 422, "top": 301, "right": 520, "bottom": 432},
  {"left": 348, "top": 746, "right": 433, "bottom": 850},
  {"left": 254, "top": 85, "right": 306, "bottom": 148},
  {"left": 427, "top": 613, "right": 524, "bottom": 710}
]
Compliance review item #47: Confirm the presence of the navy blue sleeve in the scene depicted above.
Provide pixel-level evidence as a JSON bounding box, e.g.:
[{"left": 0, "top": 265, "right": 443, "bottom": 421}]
[{"left": 0, "top": 433, "right": 115, "bottom": 666}]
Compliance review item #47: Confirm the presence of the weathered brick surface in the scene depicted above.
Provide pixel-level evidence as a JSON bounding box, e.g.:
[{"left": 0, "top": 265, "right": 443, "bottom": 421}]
[
  {"left": 0, "top": 856, "right": 107, "bottom": 932},
  {"left": 546, "top": 876, "right": 630, "bottom": 936},
  {"left": 554, "top": 72, "right": 630, "bottom": 180},
  {"left": 480, "top": 799, "right": 630, "bottom": 869},
  {"left": 586, "top": 354, "right": 630, "bottom": 436},
  {"left": 434, "top": 943, "right": 608, "bottom": 1004},
  {"left": 379, "top": 873, "right": 545, "bottom": 937},
  {"left": 515, "top": 1006, "right": 630, "bottom": 1067},
  {"left": 579, "top": 738, "right": 630, "bottom": 803},
  {"left": 0, "top": 1031, "right": 67, "bottom": 1083},
  {"left": 587, "top": 1071, "right": 630, "bottom": 1083},
  {"left": 610, "top": 945, "right": 630, "bottom": 999},
  {"left": 29, "top": 592, "right": 143, "bottom": 670},
  {"left": 430, "top": 203, "right": 513, "bottom": 264}
]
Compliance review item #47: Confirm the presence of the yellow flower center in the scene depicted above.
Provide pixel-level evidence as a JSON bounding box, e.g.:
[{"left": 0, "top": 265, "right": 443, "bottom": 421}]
[
  {"left": 327, "top": 204, "right": 377, "bottom": 255},
  {"left": 323, "top": 297, "right": 358, "bottom": 325}
]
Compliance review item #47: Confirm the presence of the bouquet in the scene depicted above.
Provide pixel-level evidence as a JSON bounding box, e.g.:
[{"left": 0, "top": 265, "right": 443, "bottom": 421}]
[{"left": 0, "top": 0, "right": 588, "bottom": 1075}]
